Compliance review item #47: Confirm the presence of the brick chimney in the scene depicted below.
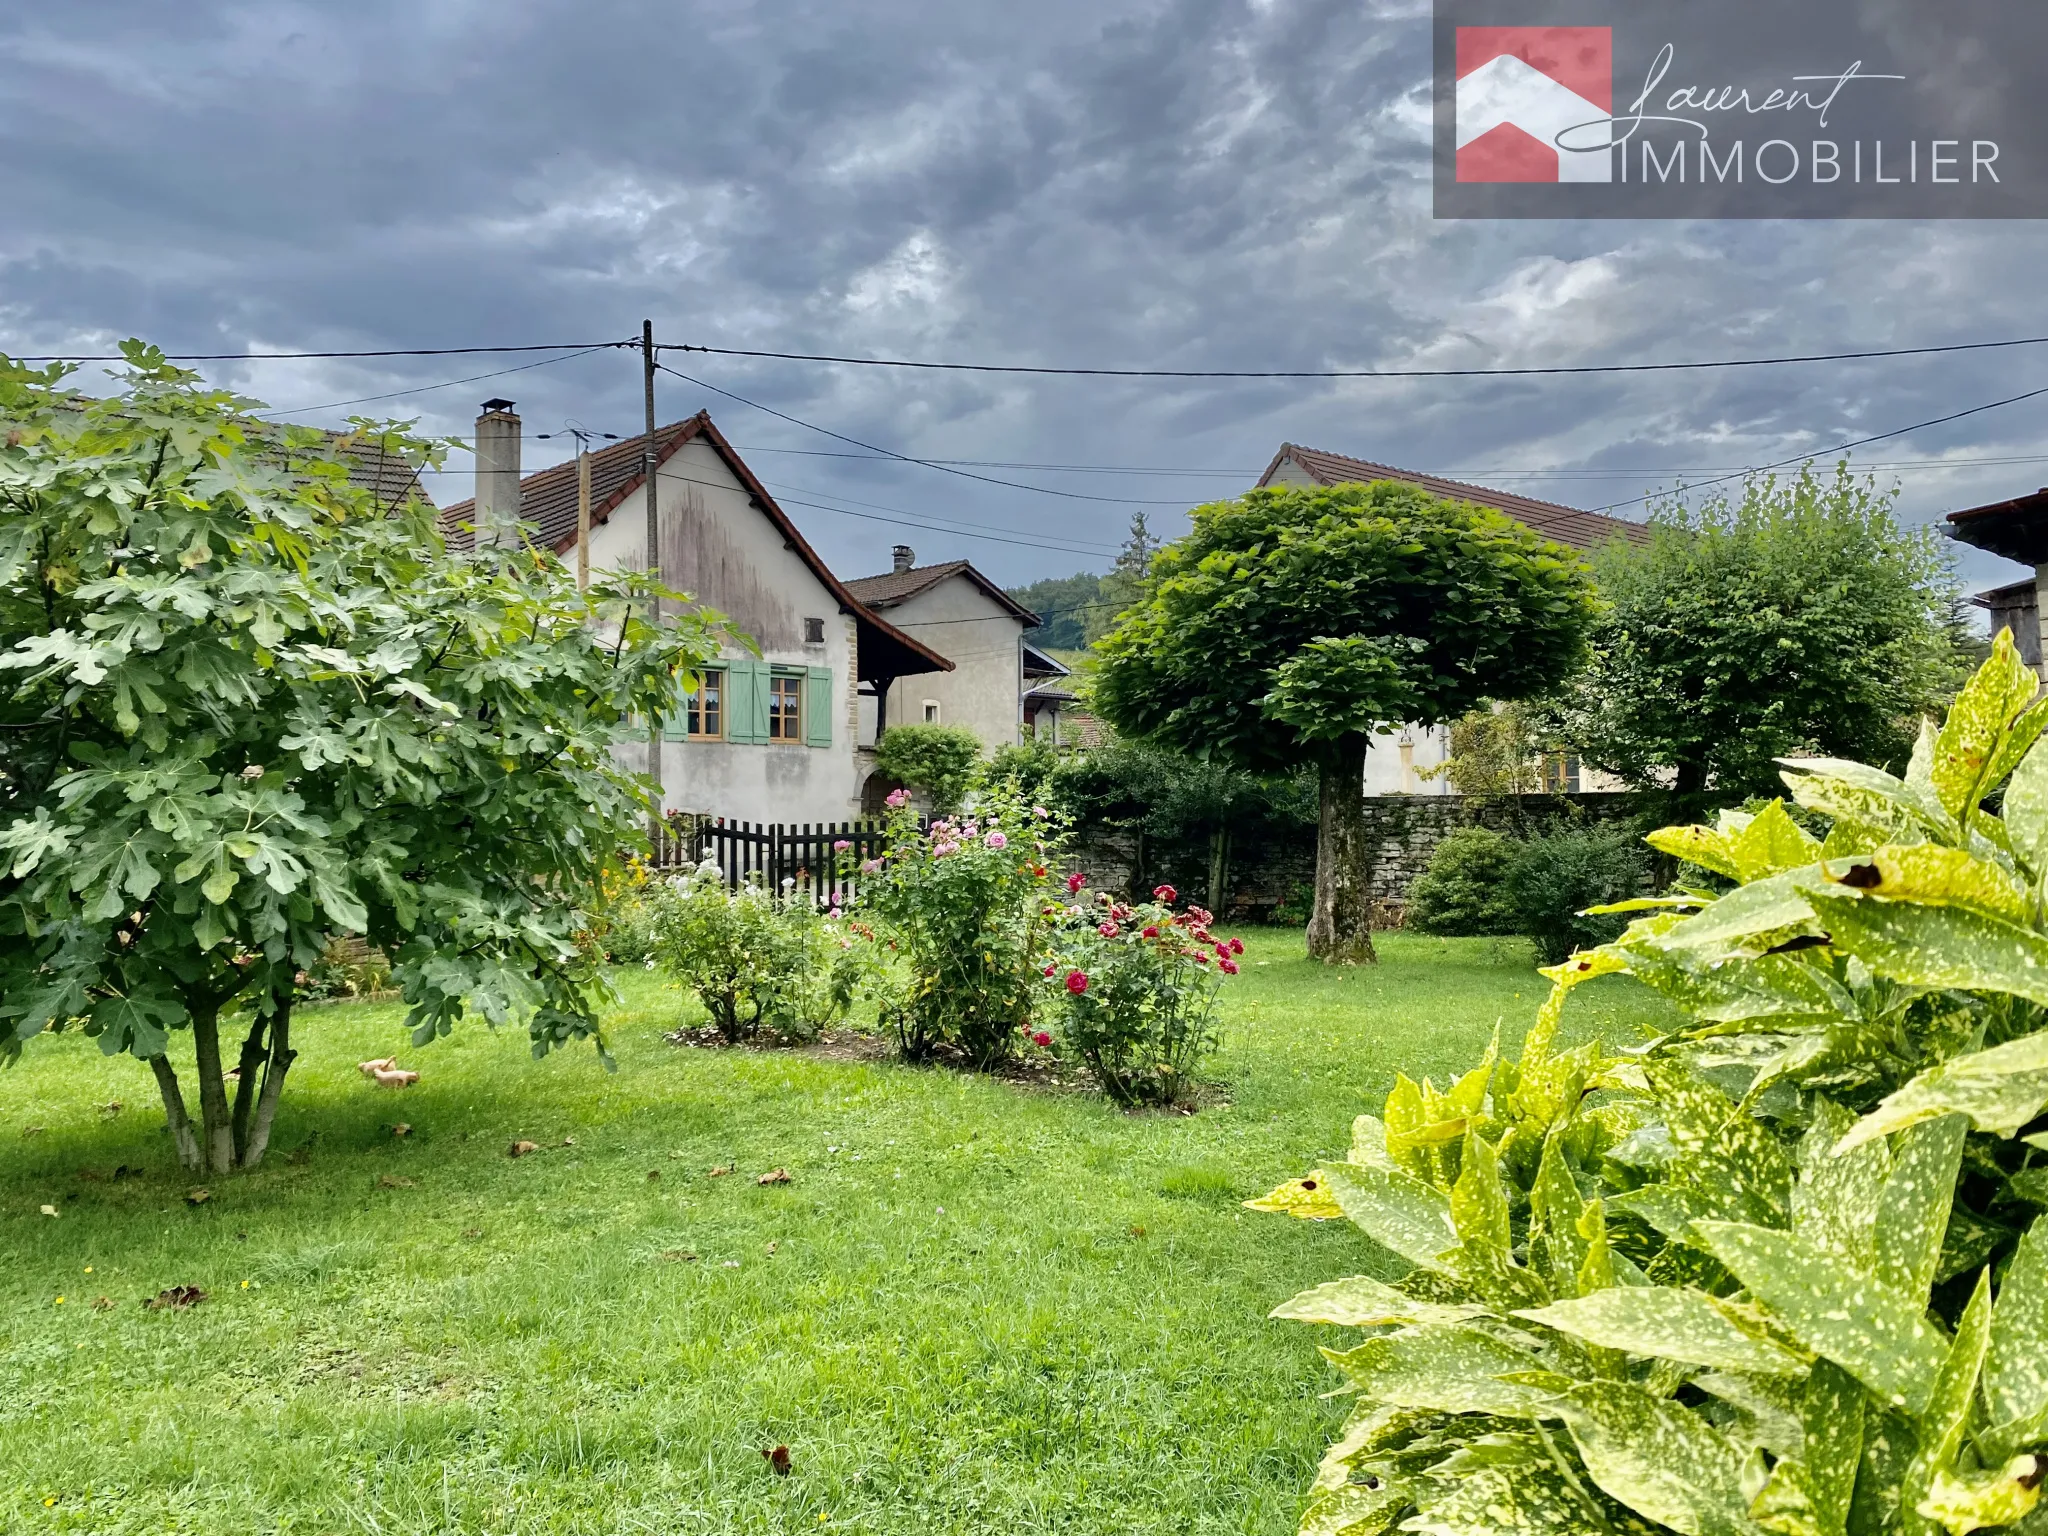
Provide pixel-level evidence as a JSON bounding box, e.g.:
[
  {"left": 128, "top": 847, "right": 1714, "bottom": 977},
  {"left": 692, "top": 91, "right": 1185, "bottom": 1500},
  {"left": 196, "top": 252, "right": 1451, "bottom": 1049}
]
[
  {"left": 892, "top": 544, "right": 915, "bottom": 573},
  {"left": 474, "top": 398, "right": 522, "bottom": 546}
]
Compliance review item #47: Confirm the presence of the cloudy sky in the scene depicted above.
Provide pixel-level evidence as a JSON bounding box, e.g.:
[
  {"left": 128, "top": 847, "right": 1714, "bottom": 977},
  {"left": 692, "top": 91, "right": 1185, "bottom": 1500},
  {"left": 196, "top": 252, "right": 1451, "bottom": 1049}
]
[{"left": 4, "top": 0, "right": 2046, "bottom": 598}]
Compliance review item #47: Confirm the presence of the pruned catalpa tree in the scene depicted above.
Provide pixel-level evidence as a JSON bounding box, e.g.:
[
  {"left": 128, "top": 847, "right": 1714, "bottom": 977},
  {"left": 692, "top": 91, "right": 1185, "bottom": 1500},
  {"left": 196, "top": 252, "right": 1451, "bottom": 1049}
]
[
  {"left": 1093, "top": 482, "right": 1598, "bottom": 963},
  {"left": 0, "top": 345, "right": 727, "bottom": 1172}
]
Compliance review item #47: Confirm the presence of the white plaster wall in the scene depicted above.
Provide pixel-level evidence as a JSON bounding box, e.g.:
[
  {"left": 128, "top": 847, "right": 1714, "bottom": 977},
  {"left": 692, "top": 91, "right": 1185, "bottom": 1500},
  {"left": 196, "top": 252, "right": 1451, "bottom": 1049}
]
[
  {"left": 582, "top": 443, "right": 864, "bottom": 826},
  {"left": 854, "top": 575, "right": 1023, "bottom": 751}
]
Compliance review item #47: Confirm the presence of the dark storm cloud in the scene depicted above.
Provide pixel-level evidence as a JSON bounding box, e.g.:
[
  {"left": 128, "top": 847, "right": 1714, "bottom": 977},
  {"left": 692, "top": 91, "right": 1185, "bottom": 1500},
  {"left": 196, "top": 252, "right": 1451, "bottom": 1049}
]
[{"left": 3, "top": 0, "right": 2045, "bottom": 591}]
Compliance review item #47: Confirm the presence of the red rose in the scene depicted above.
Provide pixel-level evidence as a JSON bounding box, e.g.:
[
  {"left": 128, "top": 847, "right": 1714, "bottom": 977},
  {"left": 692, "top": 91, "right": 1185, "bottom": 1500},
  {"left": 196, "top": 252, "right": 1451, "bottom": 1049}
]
[
  {"left": 1219, "top": 957, "right": 1239, "bottom": 975},
  {"left": 1229, "top": 936, "right": 1244, "bottom": 955},
  {"left": 1065, "top": 970, "right": 1088, "bottom": 995},
  {"left": 1193, "top": 951, "right": 1210, "bottom": 965},
  {"left": 1042, "top": 963, "right": 1057, "bottom": 977},
  {"left": 1152, "top": 884, "right": 1177, "bottom": 903},
  {"left": 1031, "top": 1031, "right": 1052, "bottom": 1048},
  {"left": 1066, "top": 871, "right": 1086, "bottom": 894},
  {"left": 1098, "top": 922, "right": 1118, "bottom": 938},
  {"left": 1141, "top": 925, "right": 1160, "bottom": 939}
]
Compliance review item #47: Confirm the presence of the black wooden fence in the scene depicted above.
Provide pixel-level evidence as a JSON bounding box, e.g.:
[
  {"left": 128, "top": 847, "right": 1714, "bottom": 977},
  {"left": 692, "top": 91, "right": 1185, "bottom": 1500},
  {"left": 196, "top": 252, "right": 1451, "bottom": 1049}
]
[{"left": 651, "top": 817, "right": 902, "bottom": 909}]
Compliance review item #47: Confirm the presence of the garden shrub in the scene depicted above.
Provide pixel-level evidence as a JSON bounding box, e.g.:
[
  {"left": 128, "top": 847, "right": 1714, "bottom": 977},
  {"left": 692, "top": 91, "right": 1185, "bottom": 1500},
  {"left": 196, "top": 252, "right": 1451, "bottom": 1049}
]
[
  {"left": 1502, "top": 820, "right": 1649, "bottom": 963},
  {"left": 871, "top": 723, "right": 983, "bottom": 814},
  {"left": 1038, "top": 882, "right": 1237, "bottom": 1105},
  {"left": 1250, "top": 631, "right": 2048, "bottom": 1536},
  {"left": 863, "top": 790, "right": 1060, "bottom": 1066},
  {"left": 1405, "top": 826, "right": 1521, "bottom": 937},
  {"left": 650, "top": 862, "right": 868, "bottom": 1043}
]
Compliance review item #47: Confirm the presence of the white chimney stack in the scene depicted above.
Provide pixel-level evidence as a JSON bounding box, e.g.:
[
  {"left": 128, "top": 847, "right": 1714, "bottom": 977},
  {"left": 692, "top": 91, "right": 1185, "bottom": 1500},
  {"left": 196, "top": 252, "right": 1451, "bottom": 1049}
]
[
  {"left": 474, "top": 398, "right": 522, "bottom": 547},
  {"left": 892, "top": 544, "right": 915, "bottom": 573}
]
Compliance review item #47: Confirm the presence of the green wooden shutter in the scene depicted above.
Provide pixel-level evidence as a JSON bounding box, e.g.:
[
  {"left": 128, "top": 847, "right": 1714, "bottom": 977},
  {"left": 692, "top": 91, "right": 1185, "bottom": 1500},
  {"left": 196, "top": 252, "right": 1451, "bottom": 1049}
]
[
  {"left": 663, "top": 671, "right": 692, "bottom": 742},
  {"left": 727, "top": 659, "right": 759, "bottom": 744},
  {"left": 806, "top": 667, "right": 833, "bottom": 747}
]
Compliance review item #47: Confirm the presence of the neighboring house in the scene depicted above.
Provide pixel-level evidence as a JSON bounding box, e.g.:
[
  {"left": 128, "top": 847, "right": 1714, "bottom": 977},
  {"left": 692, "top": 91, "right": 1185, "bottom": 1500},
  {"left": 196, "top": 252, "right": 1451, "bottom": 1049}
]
[
  {"left": 1947, "top": 488, "right": 2048, "bottom": 676},
  {"left": 441, "top": 402, "right": 952, "bottom": 825},
  {"left": 845, "top": 548, "right": 1049, "bottom": 750},
  {"left": 1257, "top": 443, "right": 1648, "bottom": 795}
]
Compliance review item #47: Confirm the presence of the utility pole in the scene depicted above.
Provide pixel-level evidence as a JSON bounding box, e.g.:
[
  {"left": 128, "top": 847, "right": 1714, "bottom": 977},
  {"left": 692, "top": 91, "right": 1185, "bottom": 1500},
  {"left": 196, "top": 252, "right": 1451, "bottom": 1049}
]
[
  {"left": 576, "top": 445, "right": 592, "bottom": 592},
  {"left": 641, "top": 320, "right": 664, "bottom": 839}
]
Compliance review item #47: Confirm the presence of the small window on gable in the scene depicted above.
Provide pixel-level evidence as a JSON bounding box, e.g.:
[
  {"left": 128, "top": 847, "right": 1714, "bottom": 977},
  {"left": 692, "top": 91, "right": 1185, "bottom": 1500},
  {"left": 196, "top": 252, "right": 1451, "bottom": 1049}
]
[
  {"left": 803, "top": 616, "right": 826, "bottom": 645},
  {"left": 922, "top": 701, "right": 941, "bottom": 724}
]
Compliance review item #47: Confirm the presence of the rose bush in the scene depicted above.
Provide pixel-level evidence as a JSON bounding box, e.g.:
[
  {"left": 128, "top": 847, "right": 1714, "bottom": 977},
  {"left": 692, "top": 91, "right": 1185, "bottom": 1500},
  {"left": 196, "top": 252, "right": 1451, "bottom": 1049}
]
[
  {"left": 862, "top": 790, "right": 1063, "bottom": 1066},
  {"left": 1037, "top": 882, "right": 1236, "bottom": 1106}
]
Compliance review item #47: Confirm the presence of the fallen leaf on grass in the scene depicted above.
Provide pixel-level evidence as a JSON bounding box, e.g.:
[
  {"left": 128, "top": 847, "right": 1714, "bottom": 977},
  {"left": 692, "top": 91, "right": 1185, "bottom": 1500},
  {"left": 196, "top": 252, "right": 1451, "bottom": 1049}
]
[
  {"left": 559, "top": 1136, "right": 576, "bottom": 1147},
  {"left": 659, "top": 1249, "right": 699, "bottom": 1263},
  {"left": 144, "top": 1286, "right": 207, "bottom": 1310},
  {"left": 708, "top": 1164, "right": 733, "bottom": 1178},
  {"left": 372, "top": 1068, "right": 418, "bottom": 1088},
  {"left": 390, "top": 1123, "right": 412, "bottom": 1138},
  {"left": 184, "top": 1188, "right": 211, "bottom": 1206},
  {"left": 75, "top": 1169, "right": 103, "bottom": 1183},
  {"left": 461, "top": 1228, "right": 484, "bottom": 1240},
  {"left": 763, "top": 1444, "right": 791, "bottom": 1476},
  {"left": 39, "top": 1204, "right": 58, "bottom": 1218},
  {"left": 757, "top": 1168, "right": 792, "bottom": 1186},
  {"left": 722, "top": 1260, "right": 741, "bottom": 1268},
  {"left": 357, "top": 1057, "right": 397, "bottom": 1076},
  {"left": 98, "top": 1101, "right": 122, "bottom": 1116},
  {"left": 22, "top": 1126, "right": 43, "bottom": 1138},
  {"left": 377, "top": 1175, "right": 415, "bottom": 1189},
  {"left": 765, "top": 1241, "right": 779, "bottom": 1255},
  {"left": 646, "top": 1170, "right": 660, "bottom": 1182},
  {"left": 508, "top": 1141, "right": 540, "bottom": 1158},
  {"left": 91, "top": 1296, "right": 112, "bottom": 1311}
]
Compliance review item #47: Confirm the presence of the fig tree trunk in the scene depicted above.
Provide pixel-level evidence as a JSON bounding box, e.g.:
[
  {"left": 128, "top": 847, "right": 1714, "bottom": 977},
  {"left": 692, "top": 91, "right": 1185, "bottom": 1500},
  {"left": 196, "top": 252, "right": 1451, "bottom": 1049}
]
[{"left": 1307, "top": 741, "right": 1377, "bottom": 964}]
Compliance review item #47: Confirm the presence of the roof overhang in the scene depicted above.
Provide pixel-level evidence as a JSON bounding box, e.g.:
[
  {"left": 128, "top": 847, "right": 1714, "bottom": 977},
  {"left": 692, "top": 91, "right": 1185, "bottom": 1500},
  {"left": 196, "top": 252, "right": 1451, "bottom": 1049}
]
[
  {"left": 1021, "top": 640, "right": 1071, "bottom": 678},
  {"left": 1947, "top": 489, "right": 2048, "bottom": 566}
]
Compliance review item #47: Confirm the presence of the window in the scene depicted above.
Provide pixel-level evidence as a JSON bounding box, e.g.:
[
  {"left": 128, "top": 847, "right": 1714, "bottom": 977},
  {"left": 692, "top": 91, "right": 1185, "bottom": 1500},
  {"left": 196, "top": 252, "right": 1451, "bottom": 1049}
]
[
  {"left": 803, "top": 616, "right": 826, "bottom": 644},
  {"left": 685, "top": 669, "right": 724, "bottom": 740},
  {"left": 922, "top": 700, "right": 941, "bottom": 724},
  {"left": 1540, "top": 752, "right": 1581, "bottom": 794},
  {"left": 769, "top": 673, "right": 803, "bottom": 741}
]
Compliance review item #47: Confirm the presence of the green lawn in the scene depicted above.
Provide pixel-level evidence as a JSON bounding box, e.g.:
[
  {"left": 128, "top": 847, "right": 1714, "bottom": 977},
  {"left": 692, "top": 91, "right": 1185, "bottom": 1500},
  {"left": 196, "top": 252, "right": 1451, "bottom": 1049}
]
[{"left": 1, "top": 932, "right": 1673, "bottom": 1536}]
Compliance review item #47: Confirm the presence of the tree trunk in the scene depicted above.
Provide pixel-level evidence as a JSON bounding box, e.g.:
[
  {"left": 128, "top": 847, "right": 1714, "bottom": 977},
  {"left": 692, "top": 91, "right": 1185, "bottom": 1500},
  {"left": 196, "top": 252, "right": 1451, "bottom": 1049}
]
[
  {"left": 229, "top": 1014, "right": 269, "bottom": 1164},
  {"left": 1307, "top": 742, "right": 1377, "bottom": 965},
  {"left": 149, "top": 1054, "right": 202, "bottom": 1170},
  {"left": 1207, "top": 827, "right": 1229, "bottom": 917},
  {"left": 189, "top": 1002, "right": 236, "bottom": 1174},
  {"left": 241, "top": 1001, "right": 295, "bottom": 1170}
]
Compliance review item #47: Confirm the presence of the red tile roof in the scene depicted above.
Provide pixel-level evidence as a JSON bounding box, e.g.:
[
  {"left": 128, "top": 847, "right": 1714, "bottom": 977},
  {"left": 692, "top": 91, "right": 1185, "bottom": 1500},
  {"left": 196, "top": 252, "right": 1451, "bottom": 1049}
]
[{"left": 1258, "top": 443, "right": 1650, "bottom": 550}]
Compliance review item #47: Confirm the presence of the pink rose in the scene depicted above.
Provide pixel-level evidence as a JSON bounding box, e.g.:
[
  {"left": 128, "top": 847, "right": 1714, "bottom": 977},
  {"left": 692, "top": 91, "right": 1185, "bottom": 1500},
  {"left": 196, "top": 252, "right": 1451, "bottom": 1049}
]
[
  {"left": 828, "top": 907, "right": 843, "bottom": 920},
  {"left": 1098, "top": 922, "right": 1118, "bottom": 938},
  {"left": 1218, "top": 957, "right": 1239, "bottom": 975},
  {"left": 1032, "top": 806, "right": 1050, "bottom": 818},
  {"left": 1065, "top": 970, "right": 1088, "bottom": 995},
  {"left": 1152, "top": 884, "right": 1177, "bottom": 903},
  {"left": 985, "top": 831, "right": 1008, "bottom": 849},
  {"left": 832, "top": 839, "right": 851, "bottom": 852},
  {"left": 886, "top": 788, "right": 911, "bottom": 809},
  {"left": 1066, "top": 872, "right": 1085, "bottom": 894},
  {"left": 860, "top": 858, "right": 882, "bottom": 874}
]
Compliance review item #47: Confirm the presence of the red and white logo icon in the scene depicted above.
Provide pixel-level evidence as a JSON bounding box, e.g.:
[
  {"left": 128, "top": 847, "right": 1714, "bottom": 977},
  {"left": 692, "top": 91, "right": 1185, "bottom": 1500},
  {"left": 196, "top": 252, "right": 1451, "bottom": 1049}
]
[{"left": 1456, "top": 27, "right": 1613, "bottom": 182}]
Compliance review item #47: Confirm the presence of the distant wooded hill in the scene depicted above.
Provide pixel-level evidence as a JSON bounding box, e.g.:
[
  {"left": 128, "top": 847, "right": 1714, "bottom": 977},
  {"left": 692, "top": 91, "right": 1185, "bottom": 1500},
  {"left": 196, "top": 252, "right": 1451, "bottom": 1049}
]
[{"left": 1007, "top": 571, "right": 1115, "bottom": 650}]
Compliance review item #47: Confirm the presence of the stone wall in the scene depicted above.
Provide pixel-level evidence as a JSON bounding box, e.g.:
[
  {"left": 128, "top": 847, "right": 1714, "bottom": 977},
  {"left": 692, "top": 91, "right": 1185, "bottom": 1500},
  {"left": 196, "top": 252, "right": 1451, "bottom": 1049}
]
[{"left": 1070, "top": 792, "right": 1648, "bottom": 923}]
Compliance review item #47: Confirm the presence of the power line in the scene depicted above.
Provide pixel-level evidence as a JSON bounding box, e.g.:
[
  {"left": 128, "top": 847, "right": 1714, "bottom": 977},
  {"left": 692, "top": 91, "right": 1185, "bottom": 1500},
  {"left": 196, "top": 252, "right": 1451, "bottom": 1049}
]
[
  {"left": 1591, "top": 380, "right": 2048, "bottom": 515},
  {"left": 15, "top": 341, "right": 634, "bottom": 362},
  {"left": 664, "top": 332, "right": 2048, "bottom": 380},
  {"left": 254, "top": 345, "right": 616, "bottom": 418},
  {"left": 656, "top": 362, "right": 1201, "bottom": 506}
]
